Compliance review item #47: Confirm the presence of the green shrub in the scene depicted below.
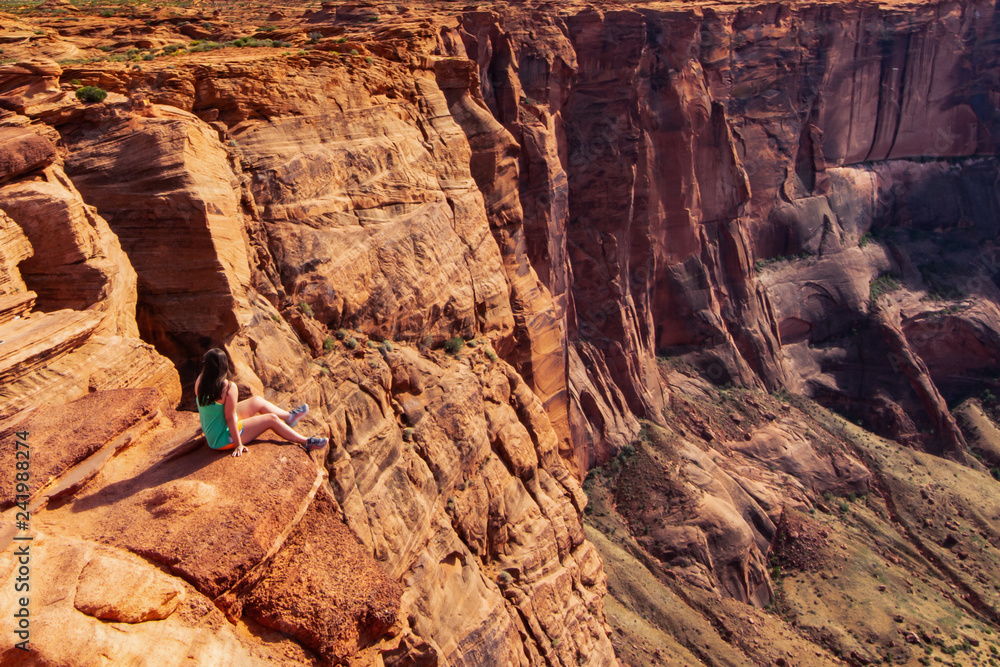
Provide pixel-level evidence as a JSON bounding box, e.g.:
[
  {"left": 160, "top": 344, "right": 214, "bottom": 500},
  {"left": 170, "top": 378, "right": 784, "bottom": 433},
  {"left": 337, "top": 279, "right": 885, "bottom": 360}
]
[
  {"left": 323, "top": 337, "right": 334, "bottom": 352},
  {"left": 308, "top": 31, "right": 322, "bottom": 43},
  {"left": 365, "top": 56, "right": 373, "bottom": 64},
  {"left": 870, "top": 273, "right": 901, "bottom": 305},
  {"left": 402, "top": 427, "right": 414, "bottom": 442},
  {"left": 100, "top": 9, "right": 114, "bottom": 17},
  {"left": 298, "top": 301, "right": 314, "bottom": 317},
  {"left": 486, "top": 349, "right": 498, "bottom": 362},
  {"left": 75, "top": 86, "right": 107, "bottom": 103},
  {"left": 336, "top": 37, "right": 347, "bottom": 43},
  {"left": 444, "top": 337, "right": 464, "bottom": 354},
  {"left": 346, "top": 337, "right": 358, "bottom": 350},
  {"left": 335, "top": 329, "right": 348, "bottom": 340},
  {"left": 366, "top": 339, "right": 378, "bottom": 349},
  {"left": 349, "top": 48, "right": 359, "bottom": 56},
  {"left": 379, "top": 340, "right": 394, "bottom": 353}
]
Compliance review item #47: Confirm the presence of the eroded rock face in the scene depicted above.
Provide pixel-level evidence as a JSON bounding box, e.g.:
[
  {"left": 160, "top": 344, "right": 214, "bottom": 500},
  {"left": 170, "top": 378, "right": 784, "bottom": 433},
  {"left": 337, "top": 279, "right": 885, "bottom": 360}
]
[
  {"left": 64, "top": 103, "right": 252, "bottom": 360},
  {"left": 444, "top": 0, "right": 1000, "bottom": 467},
  {"left": 0, "top": 164, "right": 138, "bottom": 337}
]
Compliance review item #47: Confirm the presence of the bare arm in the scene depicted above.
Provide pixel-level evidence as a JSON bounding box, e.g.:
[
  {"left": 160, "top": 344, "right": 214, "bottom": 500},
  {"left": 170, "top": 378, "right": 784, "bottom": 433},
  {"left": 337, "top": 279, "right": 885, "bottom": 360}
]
[{"left": 223, "top": 382, "right": 247, "bottom": 457}]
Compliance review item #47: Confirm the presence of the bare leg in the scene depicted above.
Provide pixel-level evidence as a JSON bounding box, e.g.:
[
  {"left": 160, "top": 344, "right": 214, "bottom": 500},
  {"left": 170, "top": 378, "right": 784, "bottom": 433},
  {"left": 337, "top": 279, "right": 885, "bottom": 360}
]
[
  {"left": 236, "top": 395, "right": 290, "bottom": 422},
  {"left": 239, "top": 413, "right": 308, "bottom": 445}
]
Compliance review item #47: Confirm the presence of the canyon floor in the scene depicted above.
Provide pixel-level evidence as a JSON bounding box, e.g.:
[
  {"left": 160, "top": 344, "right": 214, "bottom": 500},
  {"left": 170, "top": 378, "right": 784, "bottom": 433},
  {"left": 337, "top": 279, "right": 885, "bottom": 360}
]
[{"left": 3, "top": 0, "right": 1000, "bottom": 666}]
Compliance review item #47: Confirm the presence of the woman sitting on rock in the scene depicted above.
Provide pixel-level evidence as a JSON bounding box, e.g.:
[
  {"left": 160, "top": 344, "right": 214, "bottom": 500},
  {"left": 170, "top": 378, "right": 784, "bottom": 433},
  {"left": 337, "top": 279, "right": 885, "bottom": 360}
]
[{"left": 195, "top": 348, "right": 327, "bottom": 457}]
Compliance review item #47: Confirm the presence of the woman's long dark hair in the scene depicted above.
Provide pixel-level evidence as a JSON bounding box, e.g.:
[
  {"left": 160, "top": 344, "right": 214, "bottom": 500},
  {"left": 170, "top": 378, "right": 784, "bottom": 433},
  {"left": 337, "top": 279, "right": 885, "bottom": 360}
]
[{"left": 198, "top": 348, "right": 229, "bottom": 406}]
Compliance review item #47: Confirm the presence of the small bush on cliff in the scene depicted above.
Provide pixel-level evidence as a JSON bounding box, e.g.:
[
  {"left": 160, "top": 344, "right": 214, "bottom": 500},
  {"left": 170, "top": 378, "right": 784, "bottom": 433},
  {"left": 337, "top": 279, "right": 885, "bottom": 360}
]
[
  {"left": 444, "top": 337, "right": 464, "bottom": 354},
  {"left": 298, "top": 301, "right": 314, "bottom": 317},
  {"left": 350, "top": 48, "right": 359, "bottom": 56},
  {"left": 345, "top": 337, "right": 358, "bottom": 350},
  {"left": 323, "top": 337, "right": 334, "bottom": 352},
  {"left": 308, "top": 31, "right": 323, "bottom": 43},
  {"left": 485, "top": 348, "right": 498, "bottom": 362},
  {"left": 75, "top": 86, "right": 107, "bottom": 103},
  {"left": 869, "top": 273, "right": 901, "bottom": 306},
  {"left": 402, "top": 427, "right": 414, "bottom": 442}
]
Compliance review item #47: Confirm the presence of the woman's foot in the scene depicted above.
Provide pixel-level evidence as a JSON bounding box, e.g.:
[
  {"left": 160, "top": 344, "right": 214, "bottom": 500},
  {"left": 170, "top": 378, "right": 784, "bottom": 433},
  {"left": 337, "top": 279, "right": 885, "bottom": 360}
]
[
  {"left": 287, "top": 404, "right": 308, "bottom": 427},
  {"left": 301, "top": 436, "right": 328, "bottom": 452}
]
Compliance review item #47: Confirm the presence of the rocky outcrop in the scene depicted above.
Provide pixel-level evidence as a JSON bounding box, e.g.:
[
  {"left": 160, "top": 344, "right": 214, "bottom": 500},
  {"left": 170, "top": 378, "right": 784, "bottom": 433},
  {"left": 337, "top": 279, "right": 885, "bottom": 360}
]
[
  {"left": 0, "top": 164, "right": 138, "bottom": 337},
  {"left": 64, "top": 103, "right": 252, "bottom": 360}
]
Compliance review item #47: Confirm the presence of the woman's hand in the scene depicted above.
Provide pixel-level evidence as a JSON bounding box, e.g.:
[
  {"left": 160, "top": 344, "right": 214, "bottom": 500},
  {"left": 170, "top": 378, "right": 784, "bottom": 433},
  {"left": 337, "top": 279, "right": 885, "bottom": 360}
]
[{"left": 231, "top": 444, "right": 248, "bottom": 458}]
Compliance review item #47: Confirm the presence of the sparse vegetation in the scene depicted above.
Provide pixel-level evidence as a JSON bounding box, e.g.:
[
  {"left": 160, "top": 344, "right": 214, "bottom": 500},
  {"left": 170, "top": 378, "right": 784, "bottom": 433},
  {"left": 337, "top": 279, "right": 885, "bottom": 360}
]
[
  {"left": 345, "top": 337, "right": 358, "bottom": 349},
  {"left": 323, "top": 337, "right": 334, "bottom": 352},
  {"left": 75, "top": 86, "right": 107, "bottom": 103},
  {"left": 869, "top": 273, "right": 902, "bottom": 306},
  {"left": 402, "top": 427, "right": 414, "bottom": 442},
  {"left": 298, "top": 301, "right": 314, "bottom": 317},
  {"left": 754, "top": 252, "right": 809, "bottom": 272},
  {"left": 444, "top": 336, "right": 464, "bottom": 354},
  {"left": 308, "top": 31, "right": 323, "bottom": 43}
]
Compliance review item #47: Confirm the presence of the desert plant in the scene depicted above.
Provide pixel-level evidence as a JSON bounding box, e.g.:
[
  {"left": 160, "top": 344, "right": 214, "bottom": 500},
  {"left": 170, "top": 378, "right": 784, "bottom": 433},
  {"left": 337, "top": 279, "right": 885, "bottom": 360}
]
[
  {"left": 298, "top": 301, "right": 314, "bottom": 317},
  {"left": 75, "top": 86, "right": 107, "bottom": 103},
  {"left": 444, "top": 337, "right": 464, "bottom": 354},
  {"left": 402, "top": 427, "right": 414, "bottom": 442},
  {"left": 364, "top": 55, "right": 373, "bottom": 64},
  {"left": 346, "top": 337, "right": 358, "bottom": 349},
  {"left": 350, "top": 48, "right": 359, "bottom": 56},
  {"left": 323, "top": 337, "right": 334, "bottom": 352},
  {"left": 485, "top": 349, "right": 498, "bottom": 362},
  {"left": 308, "top": 31, "right": 322, "bottom": 43}
]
